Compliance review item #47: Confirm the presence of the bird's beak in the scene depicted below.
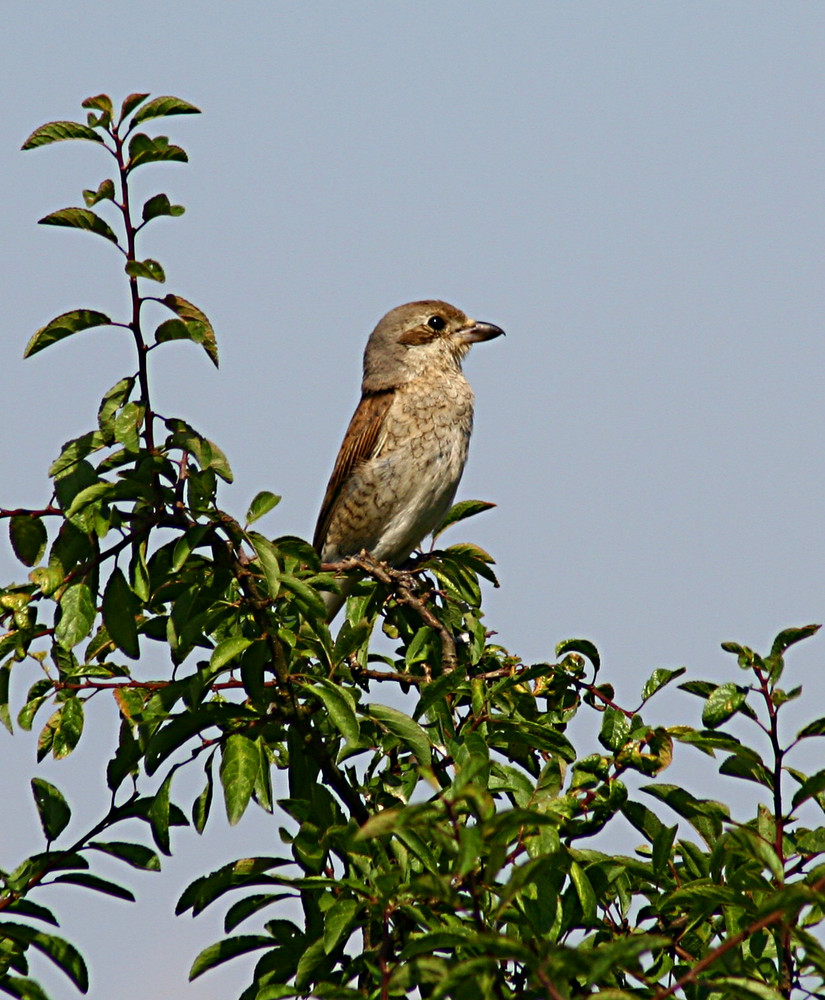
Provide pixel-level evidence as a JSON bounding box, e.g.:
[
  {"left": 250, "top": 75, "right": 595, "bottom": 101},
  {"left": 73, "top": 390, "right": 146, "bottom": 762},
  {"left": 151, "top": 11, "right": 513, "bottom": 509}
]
[{"left": 455, "top": 320, "right": 506, "bottom": 345}]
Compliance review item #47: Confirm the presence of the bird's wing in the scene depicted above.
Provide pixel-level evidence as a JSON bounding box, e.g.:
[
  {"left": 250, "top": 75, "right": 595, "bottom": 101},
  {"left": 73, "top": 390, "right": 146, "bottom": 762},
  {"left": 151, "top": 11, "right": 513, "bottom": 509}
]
[{"left": 313, "top": 389, "right": 395, "bottom": 554}]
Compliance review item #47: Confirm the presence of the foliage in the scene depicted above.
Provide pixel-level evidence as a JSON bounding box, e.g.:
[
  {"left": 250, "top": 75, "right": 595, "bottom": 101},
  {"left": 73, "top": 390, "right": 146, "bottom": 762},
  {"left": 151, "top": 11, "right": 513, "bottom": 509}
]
[{"left": 2, "top": 93, "right": 825, "bottom": 1000}]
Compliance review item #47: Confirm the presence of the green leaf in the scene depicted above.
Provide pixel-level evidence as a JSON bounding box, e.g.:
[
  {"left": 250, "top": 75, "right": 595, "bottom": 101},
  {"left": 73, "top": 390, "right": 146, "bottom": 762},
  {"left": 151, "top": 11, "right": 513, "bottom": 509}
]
[
  {"left": 24, "top": 309, "right": 112, "bottom": 358},
  {"left": 9, "top": 515, "right": 47, "bottom": 567},
  {"left": 38, "top": 207, "right": 119, "bottom": 244},
  {"left": 0, "top": 923, "right": 88, "bottom": 992},
  {"left": 246, "top": 491, "right": 282, "bottom": 525},
  {"left": 51, "top": 872, "right": 135, "bottom": 902},
  {"left": 323, "top": 897, "right": 360, "bottom": 954},
  {"left": 220, "top": 733, "right": 260, "bottom": 826},
  {"left": 770, "top": 623, "right": 820, "bottom": 659},
  {"left": 127, "top": 132, "right": 188, "bottom": 170},
  {"left": 798, "top": 717, "right": 825, "bottom": 739},
  {"left": 31, "top": 778, "right": 71, "bottom": 841},
  {"left": 642, "top": 784, "right": 729, "bottom": 846},
  {"left": 641, "top": 667, "right": 686, "bottom": 702},
  {"left": 791, "top": 768, "right": 825, "bottom": 809},
  {"left": 141, "top": 192, "right": 185, "bottom": 222},
  {"left": 307, "top": 679, "right": 360, "bottom": 746},
  {"left": 120, "top": 93, "right": 150, "bottom": 121},
  {"left": 114, "top": 401, "right": 145, "bottom": 452},
  {"left": 131, "top": 95, "right": 201, "bottom": 124},
  {"left": 98, "top": 376, "right": 135, "bottom": 439},
  {"left": 89, "top": 840, "right": 161, "bottom": 870},
  {"left": 82, "top": 178, "right": 115, "bottom": 206},
  {"left": 432, "top": 499, "right": 496, "bottom": 542},
  {"left": 364, "top": 703, "right": 430, "bottom": 766},
  {"left": 189, "top": 934, "right": 272, "bottom": 980},
  {"left": 125, "top": 258, "right": 165, "bottom": 282},
  {"left": 193, "top": 754, "right": 215, "bottom": 835},
  {"left": 599, "top": 707, "right": 631, "bottom": 751},
  {"left": 248, "top": 532, "right": 281, "bottom": 600},
  {"left": 171, "top": 523, "right": 210, "bottom": 571},
  {"left": 556, "top": 637, "right": 601, "bottom": 672},
  {"left": 569, "top": 861, "right": 598, "bottom": 924},
  {"left": 210, "top": 637, "right": 253, "bottom": 673},
  {"left": 82, "top": 93, "right": 113, "bottom": 117},
  {"left": 702, "top": 682, "right": 747, "bottom": 728},
  {"left": 158, "top": 294, "right": 218, "bottom": 367},
  {"left": 38, "top": 699, "right": 84, "bottom": 761},
  {"left": 55, "top": 583, "right": 96, "bottom": 650},
  {"left": 0, "top": 662, "right": 11, "bottom": 734},
  {"left": 149, "top": 770, "right": 175, "bottom": 855},
  {"left": 102, "top": 568, "right": 140, "bottom": 659},
  {"left": 22, "top": 120, "right": 105, "bottom": 149}
]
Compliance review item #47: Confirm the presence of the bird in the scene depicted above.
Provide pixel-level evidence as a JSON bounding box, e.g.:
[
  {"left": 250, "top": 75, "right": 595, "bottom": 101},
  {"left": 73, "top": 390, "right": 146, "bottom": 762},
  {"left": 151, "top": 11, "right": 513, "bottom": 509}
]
[{"left": 313, "top": 299, "right": 504, "bottom": 619}]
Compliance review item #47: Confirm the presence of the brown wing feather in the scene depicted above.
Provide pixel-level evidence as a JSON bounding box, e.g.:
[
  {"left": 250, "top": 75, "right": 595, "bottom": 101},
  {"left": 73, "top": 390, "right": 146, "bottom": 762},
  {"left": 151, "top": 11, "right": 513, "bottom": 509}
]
[{"left": 313, "top": 389, "right": 395, "bottom": 553}]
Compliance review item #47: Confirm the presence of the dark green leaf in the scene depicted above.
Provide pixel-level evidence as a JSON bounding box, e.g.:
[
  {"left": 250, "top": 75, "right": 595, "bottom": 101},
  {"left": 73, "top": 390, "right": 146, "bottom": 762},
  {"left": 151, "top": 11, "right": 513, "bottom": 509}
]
[
  {"left": 248, "top": 533, "right": 281, "bottom": 600},
  {"left": 24, "top": 309, "right": 112, "bottom": 358},
  {"left": 38, "top": 698, "right": 84, "bottom": 761},
  {"left": 189, "top": 934, "right": 272, "bottom": 980},
  {"left": 792, "top": 769, "right": 825, "bottom": 810},
  {"left": 31, "top": 778, "right": 71, "bottom": 841},
  {"left": 55, "top": 583, "right": 96, "bottom": 650},
  {"left": 51, "top": 872, "right": 135, "bottom": 902},
  {"left": 9, "top": 515, "right": 47, "bottom": 567},
  {"left": 798, "top": 717, "right": 825, "bottom": 739},
  {"left": 22, "top": 120, "right": 105, "bottom": 149},
  {"left": 0, "top": 923, "right": 88, "bottom": 992},
  {"left": 769, "top": 624, "right": 820, "bottom": 659},
  {"left": 599, "top": 707, "right": 631, "bottom": 751},
  {"left": 125, "top": 258, "right": 165, "bottom": 282},
  {"left": 556, "top": 637, "right": 601, "bottom": 672},
  {"left": 127, "top": 132, "right": 188, "bottom": 170},
  {"left": 131, "top": 95, "right": 201, "bottom": 124},
  {"left": 82, "top": 178, "right": 115, "bottom": 206},
  {"left": 82, "top": 93, "right": 113, "bottom": 117},
  {"left": 102, "top": 568, "right": 140, "bottom": 659},
  {"left": 89, "top": 840, "right": 161, "bottom": 870},
  {"left": 149, "top": 770, "right": 174, "bottom": 855},
  {"left": 38, "top": 207, "right": 118, "bottom": 244},
  {"left": 120, "top": 93, "right": 150, "bottom": 121},
  {"left": 432, "top": 499, "right": 496, "bottom": 542},
  {"left": 158, "top": 294, "right": 218, "bottom": 367},
  {"left": 220, "top": 733, "right": 260, "bottom": 826},
  {"left": 246, "top": 491, "right": 281, "bottom": 525},
  {"left": 141, "top": 192, "right": 185, "bottom": 222},
  {"left": 97, "top": 376, "right": 135, "bottom": 439},
  {"left": 702, "top": 682, "right": 747, "bottom": 729}
]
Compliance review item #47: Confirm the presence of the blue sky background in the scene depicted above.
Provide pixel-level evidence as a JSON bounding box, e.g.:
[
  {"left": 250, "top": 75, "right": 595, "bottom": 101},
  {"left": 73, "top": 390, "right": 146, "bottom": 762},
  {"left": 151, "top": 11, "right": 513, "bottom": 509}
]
[{"left": 2, "top": 4, "right": 825, "bottom": 998}]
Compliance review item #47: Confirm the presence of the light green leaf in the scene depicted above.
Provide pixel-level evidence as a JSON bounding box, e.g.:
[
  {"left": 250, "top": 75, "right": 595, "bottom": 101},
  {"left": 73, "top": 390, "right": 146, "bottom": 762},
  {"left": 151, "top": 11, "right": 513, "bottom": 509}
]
[
  {"left": 308, "top": 678, "right": 360, "bottom": 746},
  {"left": 125, "top": 258, "right": 165, "bottom": 283},
  {"left": 641, "top": 667, "right": 687, "bottom": 702},
  {"left": 323, "top": 897, "right": 360, "bottom": 954},
  {"left": 55, "top": 583, "right": 96, "bottom": 650},
  {"left": 432, "top": 499, "right": 496, "bottom": 542},
  {"left": 82, "top": 178, "right": 115, "bottom": 206},
  {"left": 220, "top": 733, "right": 259, "bottom": 826},
  {"left": 246, "top": 491, "right": 281, "bottom": 525},
  {"left": 248, "top": 532, "right": 281, "bottom": 600},
  {"left": 210, "top": 637, "right": 253, "bottom": 673},
  {"left": 702, "top": 682, "right": 747, "bottom": 729},
  {"left": 364, "top": 703, "right": 430, "bottom": 766}
]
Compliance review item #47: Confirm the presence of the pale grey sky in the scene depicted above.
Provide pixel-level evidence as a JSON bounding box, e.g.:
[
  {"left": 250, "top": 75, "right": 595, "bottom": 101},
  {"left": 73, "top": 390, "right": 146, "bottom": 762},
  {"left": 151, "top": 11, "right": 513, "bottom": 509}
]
[{"left": 2, "top": 4, "right": 825, "bottom": 998}]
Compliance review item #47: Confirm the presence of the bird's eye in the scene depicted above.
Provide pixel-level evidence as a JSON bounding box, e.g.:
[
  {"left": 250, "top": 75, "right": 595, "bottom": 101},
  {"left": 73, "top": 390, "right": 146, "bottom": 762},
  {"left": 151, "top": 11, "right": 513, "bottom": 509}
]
[{"left": 427, "top": 315, "right": 446, "bottom": 331}]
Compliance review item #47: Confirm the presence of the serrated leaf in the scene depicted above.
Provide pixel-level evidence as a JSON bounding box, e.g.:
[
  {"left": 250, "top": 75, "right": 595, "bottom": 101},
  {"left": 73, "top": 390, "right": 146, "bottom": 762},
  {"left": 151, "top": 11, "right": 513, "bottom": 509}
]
[
  {"left": 308, "top": 678, "right": 360, "bottom": 746},
  {"left": 189, "top": 934, "right": 271, "bottom": 981},
  {"left": 220, "top": 733, "right": 259, "bottom": 826},
  {"left": 120, "top": 93, "right": 150, "bottom": 121},
  {"left": 22, "top": 120, "right": 105, "bottom": 149},
  {"left": 141, "top": 192, "right": 185, "bottom": 222},
  {"left": 51, "top": 872, "right": 135, "bottom": 902},
  {"left": 158, "top": 294, "right": 218, "bottom": 367},
  {"left": 24, "top": 309, "right": 112, "bottom": 358},
  {"left": 89, "top": 840, "right": 161, "bottom": 870},
  {"left": 127, "top": 132, "right": 187, "bottom": 170},
  {"left": 102, "top": 568, "right": 140, "bottom": 658},
  {"left": 31, "top": 778, "right": 71, "bottom": 842},
  {"left": 114, "top": 401, "right": 145, "bottom": 452},
  {"left": 10, "top": 515, "right": 47, "bottom": 567},
  {"left": 432, "top": 499, "right": 496, "bottom": 541},
  {"left": 125, "top": 258, "right": 165, "bottom": 282},
  {"left": 55, "top": 583, "right": 96, "bottom": 650},
  {"left": 0, "top": 924, "right": 88, "bottom": 992},
  {"left": 641, "top": 667, "right": 686, "bottom": 702},
  {"left": 82, "top": 178, "right": 115, "bottom": 206},
  {"left": 210, "top": 637, "right": 253, "bottom": 673},
  {"left": 131, "top": 95, "right": 201, "bottom": 124},
  {"left": 38, "top": 207, "right": 118, "bottom": 244},
  {"left": 246, "top": 491, "right": 281, "bottom": 525},
  {"left": 702, "top": 682, "right": 747, "bottom": 729},
  {"left": 364, "top": 703, "right": 430, "bottom": 766}
]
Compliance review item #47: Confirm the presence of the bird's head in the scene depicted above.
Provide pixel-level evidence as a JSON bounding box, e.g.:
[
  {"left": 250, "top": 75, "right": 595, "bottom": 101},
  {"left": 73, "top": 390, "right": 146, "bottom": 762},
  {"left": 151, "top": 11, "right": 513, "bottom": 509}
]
[{"left": 361, "top": 300, "right": 504, "bottom": 391}]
